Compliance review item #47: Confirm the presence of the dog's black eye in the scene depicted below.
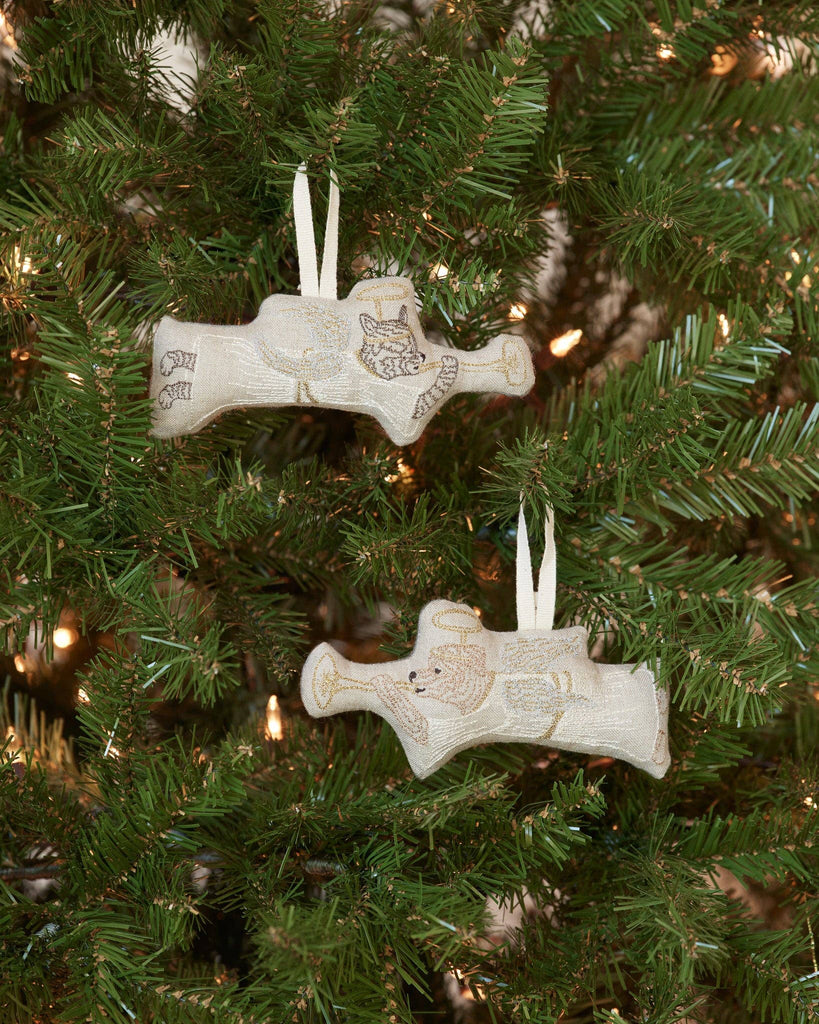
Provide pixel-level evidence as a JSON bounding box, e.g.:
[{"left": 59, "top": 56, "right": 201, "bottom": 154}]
[{"left": 434, "top": 667, "right": 441, "bottom": 674}]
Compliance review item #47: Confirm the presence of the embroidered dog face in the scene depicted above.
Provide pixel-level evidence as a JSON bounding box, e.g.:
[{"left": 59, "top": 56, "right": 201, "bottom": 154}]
[
  {"left": 359, "top": 306, "right": 425, "bottom": 379},
  {"left": 407, "top": 644, "right": 493, "bottom": 714}
]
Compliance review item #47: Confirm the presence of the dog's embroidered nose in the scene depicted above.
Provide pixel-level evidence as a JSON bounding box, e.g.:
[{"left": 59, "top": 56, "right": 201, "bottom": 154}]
[
  {"left": 409, "top": 671, "right": 417, "bottom": 681},
  {"left": 415, "top": 687, "right": 425, "bottom": 694}
]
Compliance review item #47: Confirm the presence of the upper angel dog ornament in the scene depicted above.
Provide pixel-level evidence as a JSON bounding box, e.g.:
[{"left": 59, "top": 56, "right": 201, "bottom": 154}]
[
  {"left": 150, "top": 167, "right": 535, "bottom": 444},
  {"left": 301, "top": 506, "right": 670, "bottom": 779}
]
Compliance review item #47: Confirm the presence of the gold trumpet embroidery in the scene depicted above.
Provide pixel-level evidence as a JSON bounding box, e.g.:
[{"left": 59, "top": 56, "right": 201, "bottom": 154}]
[{"left": 461, "top": 336, "right": 530, "bottom": 387}]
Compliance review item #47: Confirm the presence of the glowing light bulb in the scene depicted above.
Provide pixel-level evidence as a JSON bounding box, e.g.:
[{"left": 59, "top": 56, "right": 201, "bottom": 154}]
[
  {"left": 657, "top": 44, "right": 675, "bottom": 61},
  {"left": 13, "top": 654, "right": 26, "bottom": 673},
  {"left": 265, "top": 695, "right": 283, "bottom": 741},
  {"left": 549, "top": 328, "right": 582, "bottom": 357},
  {"left": 718, "top": 313, "right": 731, "bottom": 339},
  {"left": 66, "top": 372, "right": 83, "bottom": 384},
  {"left": 12, "top": 246, "right": 33, "bottom": 275},
  {"left": 430, "top": 262, "right": 449, "bottom": 280},
  {"left": 508, "top": 303, "right": 527, "bottom": 321},
  {"left": 53, "top": 627, "right": 78, "bottom": 649},
  {"left": 384, "top": 457, "right": 413, "bottom": 485},
  {"left": 0, "top": 11, "right": 17, "bottom": 50},
  {"left": 791, "top": 250, "right": 802, "bottom": 264},
  {"left": 77, "top": 687, "right": 90, "bottom": 705}
]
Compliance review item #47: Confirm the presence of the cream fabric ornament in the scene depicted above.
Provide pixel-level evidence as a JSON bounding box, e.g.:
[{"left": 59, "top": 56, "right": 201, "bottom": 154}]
[
  {"left": 150, "top": 167, "right": 535, "bottom": 444},
  {"left": 301, "top": 506, "right": 670, "bottom": 779}
]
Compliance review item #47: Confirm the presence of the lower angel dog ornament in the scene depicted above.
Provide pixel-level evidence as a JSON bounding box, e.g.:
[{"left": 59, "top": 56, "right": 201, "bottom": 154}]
[
  {"left": 301, "top": 506, "right": 670, "bottom": 779},
  {"left": 150, "top": 166, "right": 534, "bottom": 445}
]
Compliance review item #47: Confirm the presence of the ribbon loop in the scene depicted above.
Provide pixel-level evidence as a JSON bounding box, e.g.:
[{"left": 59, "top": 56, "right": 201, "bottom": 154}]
[
  {"left": 516, "top": 503, "right": 556, "bottom": 632},
  {"left": 319, "top": 169, "right": 339, "bottom": 301},
  {"left": 293, "top": 163, "right": 340, "bottom": 300}
]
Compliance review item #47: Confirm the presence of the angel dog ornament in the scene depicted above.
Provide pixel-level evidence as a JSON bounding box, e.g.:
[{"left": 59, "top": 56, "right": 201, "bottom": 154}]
[
  {"left": 301, "top": 507, "right": 670, "bottom": 779},
  {"left": 150, "top": 167, "right": 535, "bottom": 445}
]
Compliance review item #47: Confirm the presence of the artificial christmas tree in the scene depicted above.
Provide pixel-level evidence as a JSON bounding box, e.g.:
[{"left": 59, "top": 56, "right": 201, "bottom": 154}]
[{"left": 2, "top": 2, "right": 818, "bottom": 1023}]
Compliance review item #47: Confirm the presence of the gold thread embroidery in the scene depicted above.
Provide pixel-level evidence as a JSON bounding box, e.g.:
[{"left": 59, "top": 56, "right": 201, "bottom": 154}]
[
  {"left": 352, "top": 281, "right": 413, "bottom": 319},
  {"left": 310, "top": 652, "right": 430, "bottom": 745},
  {"left": 411, "top": 644, "right": 495, "bottom": 714},
  {"left": 502, "top": 634, "right": 585, "bottom": 672},
  {"left": 431, "top": 607, "right": 482, "bottom": 644},
  {"left": 256, "top": 305, "right": 349, "bottom": 380},
  {"left": 461, "top": 337, "right": 528, "bottom": 387}
]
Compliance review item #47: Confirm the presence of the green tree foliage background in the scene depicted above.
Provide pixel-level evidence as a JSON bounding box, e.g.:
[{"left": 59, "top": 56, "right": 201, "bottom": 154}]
[{"left": 1, "top": 1, "right": 818, "bottom": 1022}]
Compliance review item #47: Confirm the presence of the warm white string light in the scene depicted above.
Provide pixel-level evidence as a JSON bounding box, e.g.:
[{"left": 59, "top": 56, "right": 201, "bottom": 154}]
[
  {"left": 383, "top": 458, "right": 413, "bottom": 485},
  {"left": 650, "top": 24, "right": 674, "bottom": 62},
  {"left": 53, "top": 627, "right": 78, "bottom": 649},
  {"left": 7, "top": 246, "right": 34, "bottom": 280},
  {"left": 508, "top": 303, "right": 527, "bottom": 321},
  {"left": 549, "top": 328, "right": 582, "bottom": 357},
  {"left": 265, "top": 695, "right": 283, "bottom": 741},
  {"left": 0, "top": 11, "right": 17, "bottom": 50}
]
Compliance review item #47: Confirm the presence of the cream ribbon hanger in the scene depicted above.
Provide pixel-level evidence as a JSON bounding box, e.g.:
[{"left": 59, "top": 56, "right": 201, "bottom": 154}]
[
  {"left": 516, "top": 502, "right": 556, "bottom": 631},
  {"left": 293, "top": 162, "right": 340, "bottom": 300}
]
